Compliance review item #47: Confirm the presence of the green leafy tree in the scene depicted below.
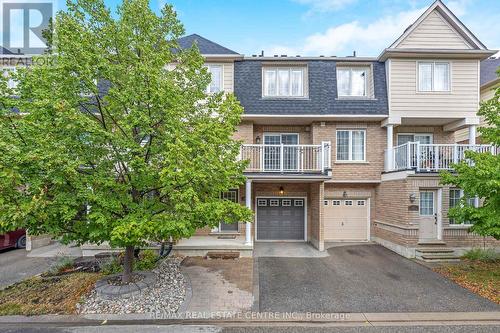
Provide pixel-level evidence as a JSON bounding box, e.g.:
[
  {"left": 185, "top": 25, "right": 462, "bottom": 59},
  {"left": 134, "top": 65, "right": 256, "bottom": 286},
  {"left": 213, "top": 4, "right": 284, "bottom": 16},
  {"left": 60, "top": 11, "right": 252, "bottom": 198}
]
[
  {"left": 0, "top": 0, "right": 252, "bottom": 282},
  {"left": 440, "top": 72, "right": 500, "bottom": 239}
]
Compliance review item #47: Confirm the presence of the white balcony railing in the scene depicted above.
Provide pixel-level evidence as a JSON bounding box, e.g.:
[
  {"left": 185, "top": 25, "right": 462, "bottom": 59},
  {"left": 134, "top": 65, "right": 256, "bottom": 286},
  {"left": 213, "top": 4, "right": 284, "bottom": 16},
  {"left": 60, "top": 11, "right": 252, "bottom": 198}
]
[
  {"left": 386, "top": 142, "right": 497, "bottom": 172},
  {"left": 240, "top": 142, "right": 331, "bottom": 173}
]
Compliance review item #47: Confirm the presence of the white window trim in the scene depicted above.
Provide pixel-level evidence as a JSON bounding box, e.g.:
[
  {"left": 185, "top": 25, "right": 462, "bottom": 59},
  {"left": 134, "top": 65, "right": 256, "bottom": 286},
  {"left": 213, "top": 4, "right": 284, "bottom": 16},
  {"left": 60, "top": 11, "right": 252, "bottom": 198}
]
[
  {"left": 261, "top": 66, "right": 307, "bottom": 98},
  {"left": 206, "top": 64, "right": 224, "bottom": 94},
  {"left": 344, "top": 200, "right": 353, "bottom": 206},
  {"left": 335, "top": 129, "right": 366, "bottom": 162},
  {"left": 336, "top": 66, "right": 369, "bottom": 98},
  {"left": 419, "top": 191, "right": 435, "bottom": 216},
  {"left": 263, "top": 132, "right": 300, "bottom": 145},
  {"left": 416, "top": 61, "right": 451, "bottom": 93},
  {"left": 397, "top": 133, "right": 434, "bottom": 145},
  {"left": 448, "top": 189, "right": 474, "bottom": 227}
]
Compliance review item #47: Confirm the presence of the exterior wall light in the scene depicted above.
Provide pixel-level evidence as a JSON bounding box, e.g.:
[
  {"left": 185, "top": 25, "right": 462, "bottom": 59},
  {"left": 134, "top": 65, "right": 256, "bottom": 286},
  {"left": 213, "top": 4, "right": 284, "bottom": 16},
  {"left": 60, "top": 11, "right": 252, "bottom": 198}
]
[
  {"left": 343, "top": 191, "right": 348, "bottom": 198},
  {"left": 255, "top": 136, "right": 261, "bottom": 144},
  {"left": 409, "top": 193, "right": 416, "bottom": 203},
  {"left": 279, "top": 186, "right": 284, "bottom": 195}
]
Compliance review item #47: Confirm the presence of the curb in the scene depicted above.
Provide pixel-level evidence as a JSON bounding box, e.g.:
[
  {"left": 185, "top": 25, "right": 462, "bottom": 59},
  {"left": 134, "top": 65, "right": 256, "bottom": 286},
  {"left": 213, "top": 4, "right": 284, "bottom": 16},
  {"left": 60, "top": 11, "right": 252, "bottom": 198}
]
[{"left": 1, "top": 312, "right": 499, "bottom": 325}]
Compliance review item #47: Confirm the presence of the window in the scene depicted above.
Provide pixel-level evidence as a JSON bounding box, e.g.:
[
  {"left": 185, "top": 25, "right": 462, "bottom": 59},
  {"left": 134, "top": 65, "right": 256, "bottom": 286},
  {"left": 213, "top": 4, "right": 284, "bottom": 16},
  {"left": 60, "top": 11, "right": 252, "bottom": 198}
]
[
  {"left": 397, "top": 133, "right": 433, "bottom": 145},
  {"left": 357, "top": 200, "right": 365, "bottom": 206},
  {"left": 2, "top": 67, "right": 18, "bottom": 89},
  {"left": 418, "top": 62, "right": 450, "bottom": 92},
  {"left": 207, "top": 64, "right": 223, "bottom": 93},
  {"left": 258, "top": 199, "right": 267, "bottom": 207},
  {"left": 419, "top": 191, "right": 434, "bottom": 216},
  {"left": 282, "top": 199, "right": 291, "bottom": 206},
  {"left": 221, "top": 189, "right": 238, "bottom": 203},
  {"left": 294, "top": 200, "right": 304, "bottom": 207},
  {"left": 344, "top": 200, "right": 353, "bottom": 206},
  {"left": 263, "top": 67, "right": 305, "bottom": 97},
  {"left": 336, "top": 130, "right": 365, "bottom": 161},
  {"left": 324, "top": 200, "right": 329, "bottom": 206},
  {"left": 449, "top": 189, "right": 475, "bottom": 225},
  {"left": 337, "top": 66, "right": 369, "bottom": 97},
  {"left": 332, "top": 200, "right": 341, "bottom": 206},
  {"left": 270, "top": 199, "right": 279, "bottom": 206}
]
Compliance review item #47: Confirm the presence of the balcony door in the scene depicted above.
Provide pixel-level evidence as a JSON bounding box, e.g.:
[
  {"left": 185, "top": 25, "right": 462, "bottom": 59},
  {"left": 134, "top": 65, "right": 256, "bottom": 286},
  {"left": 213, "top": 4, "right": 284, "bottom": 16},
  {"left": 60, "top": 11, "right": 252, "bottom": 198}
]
[{"left": 264, "top": 133, "right": 299, "bottom": 171}]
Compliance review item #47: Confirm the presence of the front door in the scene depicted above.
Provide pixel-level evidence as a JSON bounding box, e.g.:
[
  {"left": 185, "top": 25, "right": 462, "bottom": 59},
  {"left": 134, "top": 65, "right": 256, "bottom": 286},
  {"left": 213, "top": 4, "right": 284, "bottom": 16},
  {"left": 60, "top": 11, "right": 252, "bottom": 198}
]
[{"left": 419, "top": 190, "right": 438, "bottom": 241}]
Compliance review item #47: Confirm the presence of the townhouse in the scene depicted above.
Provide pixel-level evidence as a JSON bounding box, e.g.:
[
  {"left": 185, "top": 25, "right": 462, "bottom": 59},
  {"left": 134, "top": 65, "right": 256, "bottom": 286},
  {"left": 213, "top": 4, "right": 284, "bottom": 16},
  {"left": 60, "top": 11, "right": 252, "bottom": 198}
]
[{"left": 173, "top": 0, "right": 500, "bottom": 259}]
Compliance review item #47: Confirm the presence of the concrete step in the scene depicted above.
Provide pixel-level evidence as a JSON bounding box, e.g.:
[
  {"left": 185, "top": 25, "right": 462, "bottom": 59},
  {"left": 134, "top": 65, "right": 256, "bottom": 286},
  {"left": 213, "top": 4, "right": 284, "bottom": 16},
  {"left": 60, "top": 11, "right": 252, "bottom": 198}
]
[
  {"left": 420, "top": 254, "right": 461, "bottom": 262},
  {"left": 206, "top": 251, "right": 240, "bottom": 259},
  {"left": 416, "top": 247, "right": 455, "bottom": 254}
]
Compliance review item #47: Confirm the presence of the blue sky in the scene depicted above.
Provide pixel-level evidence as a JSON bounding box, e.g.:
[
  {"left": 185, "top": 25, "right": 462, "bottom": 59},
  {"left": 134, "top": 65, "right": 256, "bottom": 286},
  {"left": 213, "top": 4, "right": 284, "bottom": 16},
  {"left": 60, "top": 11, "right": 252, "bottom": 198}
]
[{"left": 5, "top": 0, "right": 500, "bottom": 57}]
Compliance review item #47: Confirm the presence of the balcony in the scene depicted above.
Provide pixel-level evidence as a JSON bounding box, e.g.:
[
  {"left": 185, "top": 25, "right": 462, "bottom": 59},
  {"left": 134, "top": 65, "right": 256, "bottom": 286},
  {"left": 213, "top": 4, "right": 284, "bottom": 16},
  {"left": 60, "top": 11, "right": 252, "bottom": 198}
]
[
  {"left": 386, "top": 142, "right": 497, "bottom": 172},
  {"left": 240, "top": 143, "right": 331, "bottom": 173}
]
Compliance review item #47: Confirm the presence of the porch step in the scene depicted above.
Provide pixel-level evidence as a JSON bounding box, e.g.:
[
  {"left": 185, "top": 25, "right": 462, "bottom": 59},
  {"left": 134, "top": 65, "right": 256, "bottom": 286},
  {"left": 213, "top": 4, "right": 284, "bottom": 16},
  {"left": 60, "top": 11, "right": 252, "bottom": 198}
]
[
  {"left": 417, "top": 240, "right": 446, "bottom": 246},
  {"left": 416, "top": 247, "right": 460, "bottom": 262},
  {"left": 206, "top": 251, "right": 240, "bottom": 259}
]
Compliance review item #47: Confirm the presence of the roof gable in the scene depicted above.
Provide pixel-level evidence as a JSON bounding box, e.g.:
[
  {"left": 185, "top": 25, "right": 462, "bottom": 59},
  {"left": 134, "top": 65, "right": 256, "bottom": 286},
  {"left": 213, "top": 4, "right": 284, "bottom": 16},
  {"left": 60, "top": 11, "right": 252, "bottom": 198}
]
[
  {"left": 177, "top": 34, "right": 239, "bottom": 55},
  {"left": 390, "top": 0, "right": 486, "bottom": 50}
]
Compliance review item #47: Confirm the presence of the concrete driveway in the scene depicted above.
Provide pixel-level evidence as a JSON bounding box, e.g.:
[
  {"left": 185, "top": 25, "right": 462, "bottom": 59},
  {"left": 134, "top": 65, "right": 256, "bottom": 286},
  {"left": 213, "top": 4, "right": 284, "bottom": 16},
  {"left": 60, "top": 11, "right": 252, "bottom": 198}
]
[{"left": 257, "top": 244, "right": 499, "bottom": 313}]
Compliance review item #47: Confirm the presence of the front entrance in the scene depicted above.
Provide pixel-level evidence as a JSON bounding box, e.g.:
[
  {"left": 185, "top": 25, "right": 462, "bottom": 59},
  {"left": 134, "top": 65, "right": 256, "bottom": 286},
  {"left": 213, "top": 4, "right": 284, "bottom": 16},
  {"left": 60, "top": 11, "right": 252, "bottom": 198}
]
[
  {"left": 324, "top": 199, "right": 369, "bottom": 241},
  {"left": 256, "top": 197, "right": 306, "bottom": 241},
  {"left": 418, "top": 190, "right": 439, "bottom": 241}
]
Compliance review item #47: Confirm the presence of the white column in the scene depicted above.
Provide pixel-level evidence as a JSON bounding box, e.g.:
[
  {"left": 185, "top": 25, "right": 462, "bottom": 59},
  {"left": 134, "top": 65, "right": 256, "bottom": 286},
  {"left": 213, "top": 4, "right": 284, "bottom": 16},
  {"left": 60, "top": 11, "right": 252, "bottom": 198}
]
[
  {"left": 245, "top": 179, "right": 252, "bottom": 245},
  {"left": 386, "top": 124, "right": 394, "bottom": 171},
  {"left": 468, "top": 125, "right": 476, "bottom": 145}
]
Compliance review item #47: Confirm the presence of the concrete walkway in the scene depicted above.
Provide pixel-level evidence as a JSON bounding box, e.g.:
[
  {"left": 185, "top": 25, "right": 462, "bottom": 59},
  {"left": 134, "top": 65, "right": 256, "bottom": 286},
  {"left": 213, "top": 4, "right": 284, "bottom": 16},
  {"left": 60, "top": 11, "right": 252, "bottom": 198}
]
[
  {"left": 27, "top": 242, "right": 82, "bottom": 258},
  {"left": 253, "top": 242, "right": 329, "bottom": 258}
]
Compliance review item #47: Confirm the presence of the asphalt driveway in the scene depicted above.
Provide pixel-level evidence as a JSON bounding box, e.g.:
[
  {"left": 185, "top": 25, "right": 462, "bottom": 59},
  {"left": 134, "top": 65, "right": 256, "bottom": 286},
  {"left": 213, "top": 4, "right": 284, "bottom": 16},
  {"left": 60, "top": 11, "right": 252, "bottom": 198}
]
[
  {"left": 0, "top": 248, "right": 56, "bottom": 289},
  {"left": 258, "top": 244, "right": 499, "bottom": 312}
]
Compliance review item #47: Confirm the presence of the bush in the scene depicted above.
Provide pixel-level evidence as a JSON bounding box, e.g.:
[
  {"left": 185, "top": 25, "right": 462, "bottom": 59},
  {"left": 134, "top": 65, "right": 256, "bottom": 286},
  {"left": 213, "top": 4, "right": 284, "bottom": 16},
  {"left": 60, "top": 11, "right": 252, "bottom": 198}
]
[
  {"left": 462, "top": 248, "right": 500, "bottom": 263},
  {"left": 100, "top": 249, "right": 159, "bottom": 275},
  {"left": 48, "top": 257, "right": 75, "bottom": 275}
]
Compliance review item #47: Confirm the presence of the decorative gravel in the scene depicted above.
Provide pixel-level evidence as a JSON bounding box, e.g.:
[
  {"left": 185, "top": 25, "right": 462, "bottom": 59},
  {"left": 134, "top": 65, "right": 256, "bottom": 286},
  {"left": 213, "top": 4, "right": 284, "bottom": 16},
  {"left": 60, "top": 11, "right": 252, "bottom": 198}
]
[{"left": 79, "top": 257, "right": 185, "bottom": 315}]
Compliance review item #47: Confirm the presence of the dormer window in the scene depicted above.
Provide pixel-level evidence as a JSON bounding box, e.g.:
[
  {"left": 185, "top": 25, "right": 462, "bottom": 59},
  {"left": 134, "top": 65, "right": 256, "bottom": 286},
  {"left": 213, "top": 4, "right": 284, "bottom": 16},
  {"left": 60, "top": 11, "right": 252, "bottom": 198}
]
[
  {"left": 262, "top": 67, "right": 306, "bottom": 98},
  {"left": 207, "top": 64, "right": 223, "bottom": 93},
  {"left": 337, "top": 66, "right": 369, "bottom": 97},
  {"left": 418, "top": 61, "right": 450, "bottom": 92}
]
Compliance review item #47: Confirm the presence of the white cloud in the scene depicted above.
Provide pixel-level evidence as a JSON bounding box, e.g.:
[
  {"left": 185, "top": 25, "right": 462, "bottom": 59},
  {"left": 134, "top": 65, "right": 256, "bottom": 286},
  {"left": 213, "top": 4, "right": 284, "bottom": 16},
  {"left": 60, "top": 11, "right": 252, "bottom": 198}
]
[
  {"left": 262, "top": 7, "right": 426, "bottom": 57},
  {"left": 294, "top": 0, "right": 357, "bottom": 13}
]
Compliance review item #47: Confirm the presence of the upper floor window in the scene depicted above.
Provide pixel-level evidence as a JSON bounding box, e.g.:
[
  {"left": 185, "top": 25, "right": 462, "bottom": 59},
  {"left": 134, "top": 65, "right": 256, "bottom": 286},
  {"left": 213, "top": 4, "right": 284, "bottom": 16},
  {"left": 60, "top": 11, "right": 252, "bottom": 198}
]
[
  {"left": 397, "top": 133, "right": 433, "bottom": 145},
  {"left": 336, "top": 129, "right": 365, "bottom": 162},
  {"left": 263, "top": 67, "right": 305, "bottom": 97},
  {"left": 337, "top": 66, "right": 368, "bottom": 97},
  {"left": 207, "top": 64, "right": 223, "bottom": 93},
  {"left": 2, "top": 67, "right": 18, "bottom": 89},
  {"left": 418, "top": 61, "right": 450, "bottom": 92}
]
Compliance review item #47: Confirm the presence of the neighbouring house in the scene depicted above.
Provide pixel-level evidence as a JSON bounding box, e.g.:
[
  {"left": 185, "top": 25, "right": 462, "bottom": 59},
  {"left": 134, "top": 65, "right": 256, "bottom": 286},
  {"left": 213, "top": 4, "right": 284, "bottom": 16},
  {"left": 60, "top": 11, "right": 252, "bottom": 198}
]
[
  {"left": 454, "top": 57, "right": 500, "bottom": 143},
  {"left": 171, "top": 0, "right": 500, "bottom": 259},
  {"left": 4, "top": 0, "right": 499, "bottom": 259}
]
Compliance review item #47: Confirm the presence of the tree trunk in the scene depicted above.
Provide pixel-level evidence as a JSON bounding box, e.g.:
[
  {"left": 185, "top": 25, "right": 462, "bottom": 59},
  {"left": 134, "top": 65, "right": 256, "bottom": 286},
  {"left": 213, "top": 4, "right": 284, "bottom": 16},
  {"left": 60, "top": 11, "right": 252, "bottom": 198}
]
[{"left": 122, "top": 246, "right": 135, "bottom": 284}]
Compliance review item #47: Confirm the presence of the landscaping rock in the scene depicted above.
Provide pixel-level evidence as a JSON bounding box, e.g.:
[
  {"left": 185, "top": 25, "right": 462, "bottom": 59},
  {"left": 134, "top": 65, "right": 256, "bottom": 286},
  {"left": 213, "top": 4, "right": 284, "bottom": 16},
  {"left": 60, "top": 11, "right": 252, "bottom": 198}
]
[{"left": 80, "top": 257, "right": 185, "bottom": 315}]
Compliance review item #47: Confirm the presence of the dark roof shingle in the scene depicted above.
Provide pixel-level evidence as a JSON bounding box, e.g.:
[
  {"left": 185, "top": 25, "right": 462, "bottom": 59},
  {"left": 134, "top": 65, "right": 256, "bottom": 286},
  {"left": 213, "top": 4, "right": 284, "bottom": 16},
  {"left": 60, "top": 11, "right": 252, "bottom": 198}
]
[
  {"left": 234, "top": 60, "right": 388, "bottom": 116},
  {"left": 177, "top": 34, "right": 239, "bottom": 55},
  {"left": 481, "top": 58, "right": 500, "bottom": 86}
]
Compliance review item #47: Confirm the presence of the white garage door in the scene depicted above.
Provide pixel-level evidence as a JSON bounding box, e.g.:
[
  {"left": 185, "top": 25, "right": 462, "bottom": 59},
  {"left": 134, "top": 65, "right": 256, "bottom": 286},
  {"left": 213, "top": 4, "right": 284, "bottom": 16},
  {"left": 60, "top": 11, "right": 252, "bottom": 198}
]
[{"left": 324, "top": 199, "right": 369, "bottom": 241}]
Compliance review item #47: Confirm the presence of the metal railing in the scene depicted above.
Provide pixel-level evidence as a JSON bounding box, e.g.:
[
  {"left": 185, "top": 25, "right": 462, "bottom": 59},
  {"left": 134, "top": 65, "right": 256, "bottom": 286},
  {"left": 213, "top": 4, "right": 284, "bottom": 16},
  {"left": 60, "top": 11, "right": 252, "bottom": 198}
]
[
  {"left": 386, "top": 142, "right": 496, "bottom": 172},
  {"left": 240, "top": 142, "right": 331, "bottom": 173}
]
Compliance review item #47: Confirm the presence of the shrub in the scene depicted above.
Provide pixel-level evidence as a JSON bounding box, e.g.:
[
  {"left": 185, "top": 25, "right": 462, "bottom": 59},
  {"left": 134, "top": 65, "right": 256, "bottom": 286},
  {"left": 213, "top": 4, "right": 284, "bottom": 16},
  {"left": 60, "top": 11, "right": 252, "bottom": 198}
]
[
  {"left": 48, "top": 257, "right": 75, "bottom": 275},
  {"left": 462, "top": 248, "right": 500, "bottom": 263},
  {"left": 100, "top": 249, "right": 159, "bottom": 275}
]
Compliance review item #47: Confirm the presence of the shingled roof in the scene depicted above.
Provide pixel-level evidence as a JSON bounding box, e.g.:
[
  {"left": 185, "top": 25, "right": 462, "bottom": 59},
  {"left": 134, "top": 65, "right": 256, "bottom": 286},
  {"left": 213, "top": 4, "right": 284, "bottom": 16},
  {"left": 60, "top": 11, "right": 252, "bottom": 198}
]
[
  {"left": 481, "top": 58, "right": 500, "bottom": 87},
  {"left": 177, "top": 34, "right": 239, "bottom": 55}
]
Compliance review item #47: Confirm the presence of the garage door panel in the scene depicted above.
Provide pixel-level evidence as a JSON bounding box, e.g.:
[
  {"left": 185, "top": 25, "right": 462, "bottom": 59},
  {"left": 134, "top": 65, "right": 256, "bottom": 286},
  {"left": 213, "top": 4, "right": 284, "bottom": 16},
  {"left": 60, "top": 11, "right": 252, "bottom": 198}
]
[
  {"left": 324, "top": 199, "right": 368, "bottom": 241},
  {"left": 257, "top": 198, "right": 305, "bottom": 241}
]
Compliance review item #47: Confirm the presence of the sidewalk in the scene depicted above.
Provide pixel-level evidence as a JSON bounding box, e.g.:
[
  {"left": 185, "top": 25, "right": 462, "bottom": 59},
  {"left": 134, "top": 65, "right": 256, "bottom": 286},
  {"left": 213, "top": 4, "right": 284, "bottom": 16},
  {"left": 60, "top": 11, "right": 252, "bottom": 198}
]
[{"left": 0, "top": 311, "right": 499, "bottom": 325}]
